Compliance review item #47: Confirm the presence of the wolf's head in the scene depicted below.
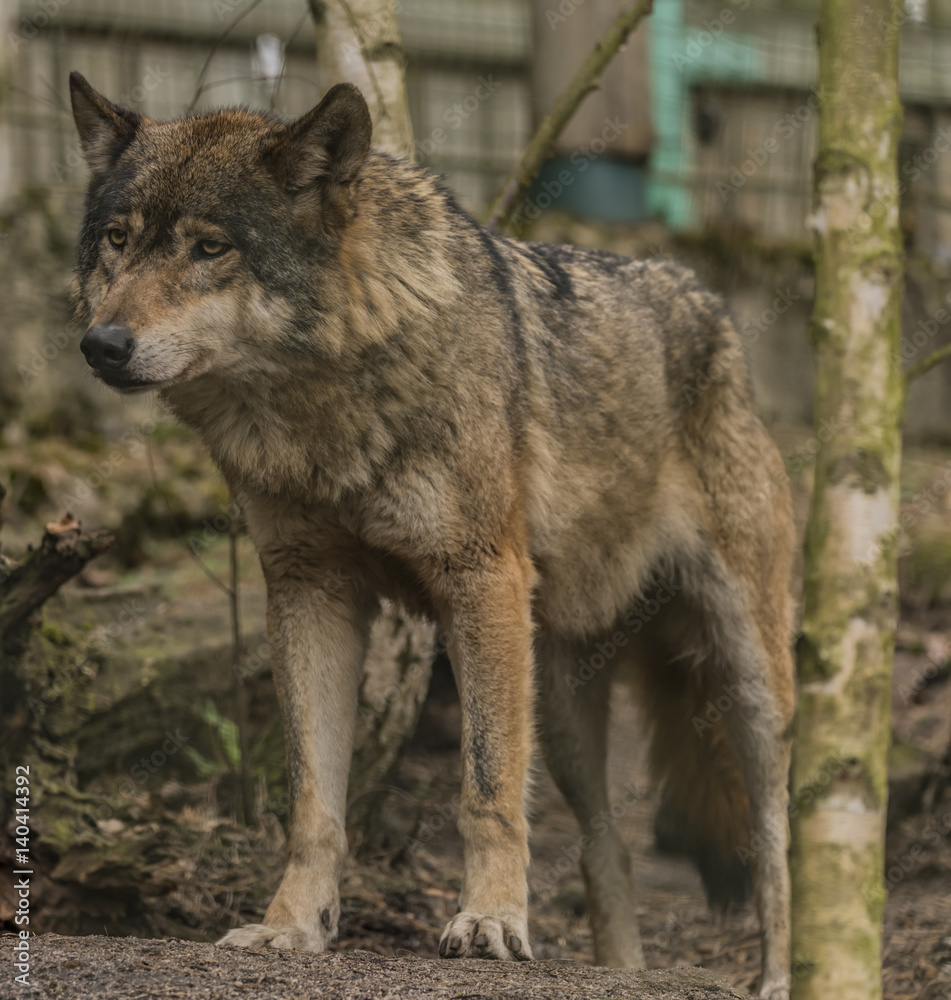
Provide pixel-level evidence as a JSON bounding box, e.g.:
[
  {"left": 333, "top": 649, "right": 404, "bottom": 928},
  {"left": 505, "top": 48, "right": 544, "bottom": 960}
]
[{"left": 70, "top": 73, "right": 372, "bottom": 393}]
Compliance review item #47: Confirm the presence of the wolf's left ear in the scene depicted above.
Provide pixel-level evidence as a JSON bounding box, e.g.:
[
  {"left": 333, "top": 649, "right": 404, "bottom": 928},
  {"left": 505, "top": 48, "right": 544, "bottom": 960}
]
[
  {"left": 267, "top": 83, "right": 372, "bottom": 194},
  {"left": 70, "top": 72, "right": 142, "bottom": 175}
]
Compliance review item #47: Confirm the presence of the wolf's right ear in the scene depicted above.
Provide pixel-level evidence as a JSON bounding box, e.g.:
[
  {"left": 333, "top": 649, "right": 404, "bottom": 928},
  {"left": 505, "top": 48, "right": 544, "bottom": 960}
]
[
  {"left": 266, "top": 83, "right": 372, "bottom": 194},
  {"left": 70, "top": 72, "right": 142, "bottom": 175}
]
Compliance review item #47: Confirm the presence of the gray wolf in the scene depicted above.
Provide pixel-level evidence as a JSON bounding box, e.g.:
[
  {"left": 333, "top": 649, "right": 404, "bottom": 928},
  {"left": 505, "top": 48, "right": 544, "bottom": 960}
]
[{"left": 69, "top": 72, "right": 795, "bottom": 999}]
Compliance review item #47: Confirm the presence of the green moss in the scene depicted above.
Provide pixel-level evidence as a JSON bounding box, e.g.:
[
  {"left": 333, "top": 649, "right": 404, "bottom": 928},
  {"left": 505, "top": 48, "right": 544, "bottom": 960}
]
[{"left": 40, "top": 622, "right": 70, "bottom": 646}]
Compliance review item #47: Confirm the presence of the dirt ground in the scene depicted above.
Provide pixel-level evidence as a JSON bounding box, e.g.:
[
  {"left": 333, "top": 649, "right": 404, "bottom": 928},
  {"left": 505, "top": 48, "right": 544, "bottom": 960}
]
[{"left": 0, "top": 933, "right": 751, "bottom": 1000}]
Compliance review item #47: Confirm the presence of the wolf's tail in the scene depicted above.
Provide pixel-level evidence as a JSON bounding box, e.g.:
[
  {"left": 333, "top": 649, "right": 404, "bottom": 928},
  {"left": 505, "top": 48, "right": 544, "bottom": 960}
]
[{"left": 634, "top": 663, "right": 753, "bottom": 909}]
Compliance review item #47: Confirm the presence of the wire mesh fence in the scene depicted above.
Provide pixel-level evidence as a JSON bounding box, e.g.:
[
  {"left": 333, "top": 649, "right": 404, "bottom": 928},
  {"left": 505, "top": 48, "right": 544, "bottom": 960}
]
[{"left": 1, "top": 0, "right": 950, "bottom": 258}]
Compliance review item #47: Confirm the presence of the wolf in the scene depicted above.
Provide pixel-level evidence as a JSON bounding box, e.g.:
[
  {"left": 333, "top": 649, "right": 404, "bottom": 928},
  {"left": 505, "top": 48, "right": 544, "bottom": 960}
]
[{"left": 69, "top": 72, "right": 795, "bottom": 998}]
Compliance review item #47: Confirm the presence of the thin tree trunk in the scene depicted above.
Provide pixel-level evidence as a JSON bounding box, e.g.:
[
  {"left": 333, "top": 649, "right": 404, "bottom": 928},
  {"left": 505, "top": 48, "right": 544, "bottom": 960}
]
[
  {"left": 307, "top": 0, "right": 432, "bottom": 839},
  {"left": 790, "top": 1, "right": 904, "bottom": 998},
  {"left": 308, "top": 0, "right": 415, "bottom": 161}
]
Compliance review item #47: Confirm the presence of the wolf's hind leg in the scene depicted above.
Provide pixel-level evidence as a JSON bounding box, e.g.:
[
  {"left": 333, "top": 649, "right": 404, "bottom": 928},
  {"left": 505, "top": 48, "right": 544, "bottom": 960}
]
[{"left": 537, "top": 633, "right": 645, "bottom": 968}]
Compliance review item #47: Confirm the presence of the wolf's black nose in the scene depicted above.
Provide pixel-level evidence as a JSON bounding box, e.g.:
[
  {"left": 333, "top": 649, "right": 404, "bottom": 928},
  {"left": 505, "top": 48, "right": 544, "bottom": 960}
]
[{"left": 81, "top": 323, "right": 133, "bottom": 371}]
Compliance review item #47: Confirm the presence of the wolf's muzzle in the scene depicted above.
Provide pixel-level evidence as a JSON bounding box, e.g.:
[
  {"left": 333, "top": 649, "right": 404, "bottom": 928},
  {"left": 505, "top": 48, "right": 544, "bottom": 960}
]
[{"left": 81, "top": 323, "right": 134, "bottom": 372}]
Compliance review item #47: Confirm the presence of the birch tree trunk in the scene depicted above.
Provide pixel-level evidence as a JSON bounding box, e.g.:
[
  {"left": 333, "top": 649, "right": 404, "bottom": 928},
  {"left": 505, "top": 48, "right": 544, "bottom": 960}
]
[
  {"left": 306, "top": 1, "right": 432, "bottom": 840},
  {"left": 790, "top": 1, "right": 904, "bottom": 997},
  {"left": 308, "top": 0, "right": 415, "bottom": 161}
]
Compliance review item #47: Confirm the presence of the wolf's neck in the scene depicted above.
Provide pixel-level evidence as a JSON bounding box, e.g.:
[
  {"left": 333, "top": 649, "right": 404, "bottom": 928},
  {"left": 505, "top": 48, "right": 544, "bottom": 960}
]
[
  {"left": 163, "top": 154, "right": 473, "bottom": 500},
  {"left": 163, "top": 361, "right": 401, "bottom": 501}
]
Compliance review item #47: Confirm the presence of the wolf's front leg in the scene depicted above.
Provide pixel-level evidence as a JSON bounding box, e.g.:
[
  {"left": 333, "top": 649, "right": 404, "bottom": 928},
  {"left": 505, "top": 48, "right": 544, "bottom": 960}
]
[
  {"left": 219, "top": 540, "right": 369, "bottom": 953},
  {"left": 437, "top": 544, "right": 536, "bottom": 962}
]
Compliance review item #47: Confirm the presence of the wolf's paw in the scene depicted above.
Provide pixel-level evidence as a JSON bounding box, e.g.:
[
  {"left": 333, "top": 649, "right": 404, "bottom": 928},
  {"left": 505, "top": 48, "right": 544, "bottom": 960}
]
[
  {"left": 217, "top": 920, "right": 330, "bottom": 953},
  {"left": 438, "top": 912, "right": 532, "bottom": 961}
]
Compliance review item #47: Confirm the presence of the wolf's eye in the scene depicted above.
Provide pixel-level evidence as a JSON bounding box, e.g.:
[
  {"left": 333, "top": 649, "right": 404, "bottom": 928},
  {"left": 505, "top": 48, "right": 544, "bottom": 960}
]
[
  {"left": 197, "top": 239, "right": 228, "bottom": 258},
  {"left": 108, "top": 228, "right": 127, "bottom": 248}
]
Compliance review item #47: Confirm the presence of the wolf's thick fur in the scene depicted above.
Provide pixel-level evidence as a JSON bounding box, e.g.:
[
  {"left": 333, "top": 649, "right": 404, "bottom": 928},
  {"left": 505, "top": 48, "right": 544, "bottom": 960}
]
[{"left": 70, "top": 74, "right": 795, "bottom": 998}]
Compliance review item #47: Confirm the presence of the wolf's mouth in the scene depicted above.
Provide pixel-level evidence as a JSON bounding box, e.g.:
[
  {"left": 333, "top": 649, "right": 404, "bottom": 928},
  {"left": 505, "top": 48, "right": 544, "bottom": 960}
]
[{"left": 96, "top": 371, "right": 161, "bottom": 393}]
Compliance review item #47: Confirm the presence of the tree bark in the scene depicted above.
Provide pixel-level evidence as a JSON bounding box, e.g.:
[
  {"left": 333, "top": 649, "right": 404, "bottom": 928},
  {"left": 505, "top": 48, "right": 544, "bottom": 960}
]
[
  {"left": 348, "top": 605, "right": 435, "bottom": 838},
  {"left": 308, "top": 0, "right": 415, "bottom": 161},
  {"left": 790, "top": 1, "right": 904, "bottom": 998},
  {"left": 307, "top": 0, "right": 432, "bottom": 839}
]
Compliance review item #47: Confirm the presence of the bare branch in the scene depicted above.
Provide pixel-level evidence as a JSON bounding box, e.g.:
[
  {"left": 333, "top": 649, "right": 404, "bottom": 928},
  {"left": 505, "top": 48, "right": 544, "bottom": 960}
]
[
  {"left": 187, "top": 0, "right": 268, "bottom": 113},
  {"left": 905, "top": 342, "right": 951, "bottom": 385},
  {"left": 485, "top": 0, "right": 654, "bottom": 235},
  {"left": 0, "top": 516, "right": 113, "bottom": 641}
]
